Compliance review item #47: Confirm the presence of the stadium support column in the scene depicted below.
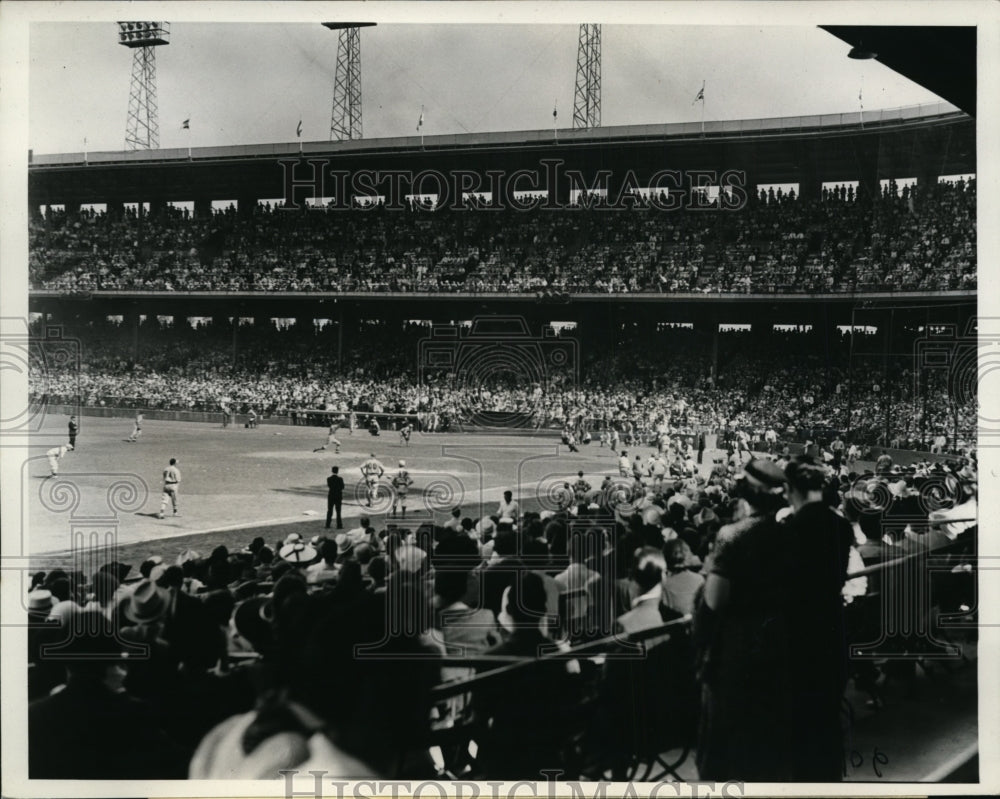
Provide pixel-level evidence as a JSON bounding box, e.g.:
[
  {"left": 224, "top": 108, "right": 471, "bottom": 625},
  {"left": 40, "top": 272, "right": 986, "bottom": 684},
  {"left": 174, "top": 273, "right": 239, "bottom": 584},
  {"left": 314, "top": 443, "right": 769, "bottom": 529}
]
[
  {"left": 853, "top": 134, "right": 880, "bottom": 205},
  {"left": 125, "top": 307, "right": 140, "bottom": 362},
  {"left": 547, "top": 166, "right": 570, "bottom": 208},
  {"left": 239, "top": 194, "right": 257, "bottom": 218},
  {"left": 914, "top": 127, "right": 943, "bottom": 195},
  {"left": 695, "top": 309, "right": 719, "bottom": 385},
  {"left": 107, "top": 201, "right": 124, "bottom": 220},
  {"left": 337, "top": 308, "right": 343, "bottom": 371},
  {"left": 711, "top": 316, "right": 719, "bottom": 384},
  {"left": 65, "top": 201, "right": 81, "bottom": 217},
  {"left": 798, "top": 147, "right": 821, "bottom": 202},
  {"left": 882, "top": 308, "right": 893, "bottom": 447},
  {"left": 194, "top": 197, "right": 212, "bottom": 219},
  {"left": 149, "top": 197, "right": 166, "bottom": 218}
]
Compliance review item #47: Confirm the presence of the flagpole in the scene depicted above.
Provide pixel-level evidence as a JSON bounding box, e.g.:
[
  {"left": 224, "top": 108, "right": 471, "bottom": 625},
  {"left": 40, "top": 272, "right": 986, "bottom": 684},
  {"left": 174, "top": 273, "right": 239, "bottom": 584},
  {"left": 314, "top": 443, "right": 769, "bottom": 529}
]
[
  {"left": 186, "top": 114, "right": 191, "bottom": 160},
  {"left": 419, "top": 105, "right": 425, "bottom": 150},
  {"left": 553, "top": 101, "right": 558, "bottom": 144},
  {"left": 83, "top": 136, "right": 88, "bottom": 165},
  {"left": 700, "top": 81, "right": 706, "bottom": 137},
  {"left": 859, "top": 78, "right": 864, "bottom": 130}
]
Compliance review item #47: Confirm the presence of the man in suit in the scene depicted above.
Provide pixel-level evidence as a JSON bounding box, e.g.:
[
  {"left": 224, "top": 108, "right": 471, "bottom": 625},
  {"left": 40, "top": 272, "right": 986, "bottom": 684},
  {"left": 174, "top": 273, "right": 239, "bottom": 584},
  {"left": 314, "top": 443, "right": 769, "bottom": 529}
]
[
  {"left": 617, "top": 547, "right": 673, "bottom": 645},
  {"left": 326, "top": 466, "right": 345, "bottom": 529}
]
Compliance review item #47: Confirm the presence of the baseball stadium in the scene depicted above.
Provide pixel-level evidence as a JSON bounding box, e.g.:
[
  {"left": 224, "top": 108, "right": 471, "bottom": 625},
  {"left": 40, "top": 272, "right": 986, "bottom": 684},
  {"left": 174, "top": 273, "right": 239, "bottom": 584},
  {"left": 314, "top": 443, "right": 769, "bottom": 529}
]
[{"left": 16, "top": 20, "right": 980, "bottom": 790}]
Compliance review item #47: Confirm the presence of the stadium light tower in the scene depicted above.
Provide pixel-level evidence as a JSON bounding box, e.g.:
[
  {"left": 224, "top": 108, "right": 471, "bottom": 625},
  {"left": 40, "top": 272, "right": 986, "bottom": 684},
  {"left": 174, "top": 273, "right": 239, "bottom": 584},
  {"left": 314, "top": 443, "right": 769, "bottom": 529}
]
[
  {"left": 118, "top": 22, "right": 170, "bottom": 150},
  {"left": 573, "top": 24, "right": 601, "bottom": 129},
  {"left": 324, "top": 23, "right": 376, "bottom": 141}
]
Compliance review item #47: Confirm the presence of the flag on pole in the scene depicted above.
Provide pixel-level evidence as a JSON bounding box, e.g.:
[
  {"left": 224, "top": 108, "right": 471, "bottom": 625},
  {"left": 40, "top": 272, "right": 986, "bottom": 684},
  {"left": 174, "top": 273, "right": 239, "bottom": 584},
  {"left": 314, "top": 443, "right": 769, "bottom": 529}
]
[
  {"left": 553, "top": 103, "right": 558, "bottom": 120},
  {"left": 182, "top": 118, "right": 190, "bottom": 129},
  {"left": 297, "top": 120, "right": 303, "bottom": 138},
  {"left": 417, "top": 107, "right": 424, "bottom": 131},
  {"left": 693, "top": 84, "right": 705, "bottom": 104}
]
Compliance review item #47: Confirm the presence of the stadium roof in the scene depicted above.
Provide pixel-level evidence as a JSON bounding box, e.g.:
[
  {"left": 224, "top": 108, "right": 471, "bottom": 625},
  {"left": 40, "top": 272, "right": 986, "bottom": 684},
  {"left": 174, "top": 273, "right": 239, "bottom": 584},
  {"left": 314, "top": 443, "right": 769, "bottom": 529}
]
[
  {"left": 821, "top": 27, "right": 976, "bottom": 117},
  {"left": 28, "top": 102, "right": 973, "bottom": 207}
]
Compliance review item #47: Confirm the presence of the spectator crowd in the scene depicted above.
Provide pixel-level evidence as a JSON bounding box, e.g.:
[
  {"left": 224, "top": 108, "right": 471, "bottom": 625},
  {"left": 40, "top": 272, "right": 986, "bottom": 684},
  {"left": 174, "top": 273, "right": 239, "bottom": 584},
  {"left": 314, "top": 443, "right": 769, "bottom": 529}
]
[
  {"left": 30, "top": 178, "right": 975, "bottom": 295},
  {"left": 30, "top": 319, "right": 978, "bottom": 454},
  {"left": 26, "top": 448, "right": 977, "bottom": 781}
]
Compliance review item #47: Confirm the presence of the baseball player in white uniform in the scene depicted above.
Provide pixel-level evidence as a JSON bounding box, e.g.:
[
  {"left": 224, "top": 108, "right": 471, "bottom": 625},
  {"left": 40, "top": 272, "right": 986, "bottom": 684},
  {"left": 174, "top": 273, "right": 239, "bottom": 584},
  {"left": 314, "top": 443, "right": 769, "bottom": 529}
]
[
  {"left": 313, "top": 423, "right": 342, "bottom": 454},
  {"left": 157, "top": 458, "right": 181, "bottom": 519},
  {"left": 391, "top": 460, "right": 414, "bottom": 518},
  {"left": 360, "top": 453, "right": 385, "bottom": 508},
  {"left": 125, "top": 412, "right": 143, "bottom": 442},
  {"left": 46, "top": 444, "right": 73, "bottom": 477}
]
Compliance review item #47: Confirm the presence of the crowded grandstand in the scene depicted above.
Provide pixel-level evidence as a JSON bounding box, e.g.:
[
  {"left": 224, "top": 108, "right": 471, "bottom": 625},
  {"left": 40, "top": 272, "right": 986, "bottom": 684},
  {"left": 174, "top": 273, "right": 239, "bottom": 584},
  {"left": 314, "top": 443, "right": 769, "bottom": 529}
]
[{"left": 21, "top": 23, "right": 980, "bottom": 789}]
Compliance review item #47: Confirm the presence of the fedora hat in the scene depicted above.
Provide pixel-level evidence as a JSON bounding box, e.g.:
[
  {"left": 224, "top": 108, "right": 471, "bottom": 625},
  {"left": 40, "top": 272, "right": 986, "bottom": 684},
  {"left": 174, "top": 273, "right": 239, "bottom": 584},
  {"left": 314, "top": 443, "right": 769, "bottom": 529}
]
[
  {"left": 123, "top": 579, "right": 170, "bottom": 624},
  {"left": 335, "top": 533, "right": 354, "bottom": 556}
]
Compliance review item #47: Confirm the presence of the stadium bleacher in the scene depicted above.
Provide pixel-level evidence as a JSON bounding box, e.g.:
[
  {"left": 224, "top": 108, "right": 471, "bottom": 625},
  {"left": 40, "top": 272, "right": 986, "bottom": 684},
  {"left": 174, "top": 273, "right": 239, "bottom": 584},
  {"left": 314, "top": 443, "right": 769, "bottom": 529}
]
[{"left": 29, "top": 178, "right": 975, "bottom": 295}]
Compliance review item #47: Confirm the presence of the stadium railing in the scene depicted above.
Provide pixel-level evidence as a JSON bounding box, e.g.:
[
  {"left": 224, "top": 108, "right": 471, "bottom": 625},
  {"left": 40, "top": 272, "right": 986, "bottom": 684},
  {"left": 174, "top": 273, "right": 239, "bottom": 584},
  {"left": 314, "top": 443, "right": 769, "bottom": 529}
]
[{"left": 414, "top": 527, "right": 976, "bottom": 779}]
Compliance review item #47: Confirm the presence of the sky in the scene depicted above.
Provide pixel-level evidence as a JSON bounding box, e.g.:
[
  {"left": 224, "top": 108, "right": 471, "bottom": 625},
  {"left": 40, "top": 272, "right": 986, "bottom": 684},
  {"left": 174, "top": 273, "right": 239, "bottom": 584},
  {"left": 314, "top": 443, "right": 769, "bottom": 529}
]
[{"left": 27, "top": 22, "right": 950, "bottom": 155}]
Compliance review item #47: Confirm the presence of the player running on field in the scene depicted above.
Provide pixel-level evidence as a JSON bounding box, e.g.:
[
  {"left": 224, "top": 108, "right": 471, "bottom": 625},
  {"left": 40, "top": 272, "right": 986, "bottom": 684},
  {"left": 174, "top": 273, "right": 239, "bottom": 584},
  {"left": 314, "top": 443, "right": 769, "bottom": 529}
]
[
  {"left": 313, "top": 423, "right": 342, "bottom": 454},
  {"left": 400, "top": 422, "right": 413, "bottom": 446},
  {"left": 125, "top": 412, "right": 143, "bottom": 442},
  {"left": 45, "top": 444, "right": 73, "bottom": 477},
  {"left": 609, "top": 429, "right": 621, "bottom": 454},
  {"left": 360, "top": 452, "right": 385, "bottom": 508},
  {"left": 157, "top": 458, "right": 181, "bottom": 519},
  {"left": 391, "top": 460, "right": 414, "bottom": 518}
]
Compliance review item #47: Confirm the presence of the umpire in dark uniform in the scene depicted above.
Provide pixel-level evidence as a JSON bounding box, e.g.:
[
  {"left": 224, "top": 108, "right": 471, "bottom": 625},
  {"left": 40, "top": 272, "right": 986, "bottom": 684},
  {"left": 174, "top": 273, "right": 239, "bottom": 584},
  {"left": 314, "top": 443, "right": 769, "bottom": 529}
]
[
  {"left": 68, "top": 415, "right": 79, "bottom": 448},
  {"left": 326, "top": 466, "right": 345, "bottom": 529}
]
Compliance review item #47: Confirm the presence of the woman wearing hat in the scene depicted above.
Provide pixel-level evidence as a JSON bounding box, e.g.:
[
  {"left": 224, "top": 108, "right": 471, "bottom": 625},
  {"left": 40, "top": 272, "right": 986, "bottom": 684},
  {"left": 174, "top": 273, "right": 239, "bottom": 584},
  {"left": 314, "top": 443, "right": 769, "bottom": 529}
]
[{"left": 694, "top": 457, "right": 795, "bottom": 781}]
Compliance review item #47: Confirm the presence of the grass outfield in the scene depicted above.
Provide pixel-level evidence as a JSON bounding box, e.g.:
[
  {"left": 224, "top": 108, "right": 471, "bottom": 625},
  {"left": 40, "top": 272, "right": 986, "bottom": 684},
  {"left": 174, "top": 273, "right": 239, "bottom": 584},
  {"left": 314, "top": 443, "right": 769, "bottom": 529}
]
[
  {"left": 22, "top": 413, "right": 921, "bottom": 573},
  {"left": 23, "top": 414, "right": 632, "bottom": 570}
]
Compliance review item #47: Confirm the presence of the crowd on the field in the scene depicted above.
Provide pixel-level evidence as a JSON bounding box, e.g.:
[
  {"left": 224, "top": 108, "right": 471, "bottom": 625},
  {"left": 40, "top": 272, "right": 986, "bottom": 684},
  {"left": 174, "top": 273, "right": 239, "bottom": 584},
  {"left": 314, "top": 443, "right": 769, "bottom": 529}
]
[
  {"left": 26, "top": 446, "right": 977, "bottom": 780},
  {"left": 29, "top": 319, "right": 977, "bottom": 453},
  {"left": 29, "top": 178, "right": 976, "bottom": 295}
]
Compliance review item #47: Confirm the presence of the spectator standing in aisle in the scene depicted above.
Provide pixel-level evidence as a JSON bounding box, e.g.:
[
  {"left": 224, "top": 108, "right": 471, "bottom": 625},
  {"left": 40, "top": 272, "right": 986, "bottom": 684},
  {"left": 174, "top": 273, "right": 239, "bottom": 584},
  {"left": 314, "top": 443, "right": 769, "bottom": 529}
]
[{"left": 782, "top": 456, "right": 854, "bottom": 781}]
